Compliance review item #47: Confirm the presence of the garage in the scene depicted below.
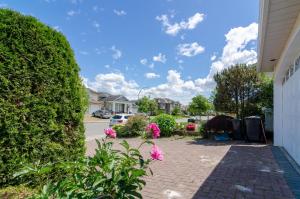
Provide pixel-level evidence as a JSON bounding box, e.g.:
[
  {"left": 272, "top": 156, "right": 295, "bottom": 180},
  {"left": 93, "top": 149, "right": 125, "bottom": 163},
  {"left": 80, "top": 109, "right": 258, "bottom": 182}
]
[{"left": 88, "top": 103, "right": 102, "bottom": 115}]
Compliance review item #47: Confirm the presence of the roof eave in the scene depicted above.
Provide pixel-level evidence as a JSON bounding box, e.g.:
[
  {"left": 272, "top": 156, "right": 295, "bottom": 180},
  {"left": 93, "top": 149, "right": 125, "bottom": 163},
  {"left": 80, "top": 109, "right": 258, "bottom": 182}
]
[{"left": 257, "top": 0, "right": 272, "bottom": 72}]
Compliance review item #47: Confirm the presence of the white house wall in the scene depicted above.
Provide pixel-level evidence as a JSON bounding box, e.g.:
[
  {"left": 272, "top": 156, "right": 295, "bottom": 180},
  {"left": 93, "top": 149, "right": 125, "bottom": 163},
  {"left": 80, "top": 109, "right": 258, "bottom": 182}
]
[
  {"left": 281, "top": 70, "right": 300, "bottom": 164},
  {"left": 273, "top": 12, "right": 300, "bottom": 165}
]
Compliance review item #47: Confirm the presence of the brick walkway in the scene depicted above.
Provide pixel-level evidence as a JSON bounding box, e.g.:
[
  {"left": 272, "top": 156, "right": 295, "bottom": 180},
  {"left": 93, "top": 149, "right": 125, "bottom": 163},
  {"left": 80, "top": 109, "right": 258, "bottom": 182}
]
[{"left": 86, "top": 137, "right": 295, "bottom": 199}]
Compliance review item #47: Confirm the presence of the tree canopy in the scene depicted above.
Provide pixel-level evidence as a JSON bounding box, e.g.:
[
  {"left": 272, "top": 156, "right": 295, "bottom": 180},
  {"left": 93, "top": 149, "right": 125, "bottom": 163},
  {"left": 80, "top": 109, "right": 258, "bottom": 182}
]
[
  {"left": 188, "top": 95, "right": 212, "bottom": 116},
  {"left": 137, "top": 96, "right": 158, "bottom": 115},
  {"left": 213, "top": 64, "right": 273, "bottom": 119}
]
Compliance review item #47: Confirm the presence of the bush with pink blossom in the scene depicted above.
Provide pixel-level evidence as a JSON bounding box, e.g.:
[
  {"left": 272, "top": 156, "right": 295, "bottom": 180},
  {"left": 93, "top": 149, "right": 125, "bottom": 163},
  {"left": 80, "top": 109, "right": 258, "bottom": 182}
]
[{"left": 18, "top": 123, "right": 163, "bottom": 198}]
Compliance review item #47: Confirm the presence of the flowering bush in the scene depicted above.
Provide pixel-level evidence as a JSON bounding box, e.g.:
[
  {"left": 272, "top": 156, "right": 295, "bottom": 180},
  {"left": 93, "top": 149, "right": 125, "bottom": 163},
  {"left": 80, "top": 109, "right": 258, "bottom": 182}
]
[
  {"left": 146, "top": 123, "right": 161, "bottom": 138},
  {"left": 112, "top": 115, "right": 148, "bottom": 137},
  {"left": 150, "top": 145, "right": 163, "bottom": 161},
  {"left": 186, "top": 123, "right": 196, "bottom": 131},
  {"left": 104, "top": 128, "right": 117, "bottom": 138},
  {"left": 15, "top": 127, "right": 163, "bottom": 198}
]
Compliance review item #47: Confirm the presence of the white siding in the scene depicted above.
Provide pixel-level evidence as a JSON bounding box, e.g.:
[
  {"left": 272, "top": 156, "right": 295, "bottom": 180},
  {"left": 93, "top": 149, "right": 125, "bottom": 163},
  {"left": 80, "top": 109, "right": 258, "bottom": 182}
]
[{"left": 281, "top": 69, "right": 300, "bottom": 164}]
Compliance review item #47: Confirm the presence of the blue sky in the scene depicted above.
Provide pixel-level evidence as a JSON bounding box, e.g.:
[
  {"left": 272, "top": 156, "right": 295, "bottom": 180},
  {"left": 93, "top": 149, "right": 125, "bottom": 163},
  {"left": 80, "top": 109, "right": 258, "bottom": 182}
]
[{"left": 0, "top": 0, "right": 259, "bottom": 104}]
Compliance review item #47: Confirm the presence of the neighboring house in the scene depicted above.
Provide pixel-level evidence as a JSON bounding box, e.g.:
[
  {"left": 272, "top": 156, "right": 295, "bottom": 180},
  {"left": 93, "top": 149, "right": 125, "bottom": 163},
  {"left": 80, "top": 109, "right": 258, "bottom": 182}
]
[
  {"left": 103, "top": 95, "right": 136, "bottom": 114},
  {"left": 86, "top": 88, "right": 136, "bottom": 114},
  {"left": 154, "top": 98, "right": 180, "bottom": 114},
  {"left": 258, "top": 0, "right": 300, "bottom": 164},
  {"left": 86, "top": 88, "right": 104, "bottom": 114}
]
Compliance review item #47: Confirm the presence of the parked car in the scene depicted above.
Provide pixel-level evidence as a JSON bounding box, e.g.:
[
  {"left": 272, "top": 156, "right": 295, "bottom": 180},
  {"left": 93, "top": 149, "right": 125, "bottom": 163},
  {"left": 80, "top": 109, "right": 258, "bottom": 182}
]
[
  {"left": 92, "top": 110, "right": 111, "bottom": 119},
  {"left": 109, "top": 114, "right": 133, "bottom": 126}
]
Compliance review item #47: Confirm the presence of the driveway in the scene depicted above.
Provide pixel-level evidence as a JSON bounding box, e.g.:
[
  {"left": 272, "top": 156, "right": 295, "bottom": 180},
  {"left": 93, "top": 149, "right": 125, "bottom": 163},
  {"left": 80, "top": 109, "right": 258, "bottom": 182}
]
[{"left": 86, "top": 138, "right": 296, "bottom": 199}]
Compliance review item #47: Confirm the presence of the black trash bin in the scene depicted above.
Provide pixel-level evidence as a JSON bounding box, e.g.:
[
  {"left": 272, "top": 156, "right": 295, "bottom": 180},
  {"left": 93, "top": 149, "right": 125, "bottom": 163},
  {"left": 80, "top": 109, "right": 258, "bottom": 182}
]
[
  {"left": 244, "top": 116, "right": 267, "bottom": 143},
  {"left": 232, "top": 119, "right": 243, "bottom": 140}
]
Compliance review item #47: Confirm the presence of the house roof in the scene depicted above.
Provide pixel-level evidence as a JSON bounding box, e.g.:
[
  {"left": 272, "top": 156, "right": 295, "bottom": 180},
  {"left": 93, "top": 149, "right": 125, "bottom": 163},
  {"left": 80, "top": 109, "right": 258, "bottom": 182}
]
[
  {"left": 258, "top": 0, "right": 300, "bottom": 72},
  {"left": 155, "top": 97, "right": 179, "bottom": 104},
  {"left": 103, "top": 95, "right": 129, "bottom": 102}
]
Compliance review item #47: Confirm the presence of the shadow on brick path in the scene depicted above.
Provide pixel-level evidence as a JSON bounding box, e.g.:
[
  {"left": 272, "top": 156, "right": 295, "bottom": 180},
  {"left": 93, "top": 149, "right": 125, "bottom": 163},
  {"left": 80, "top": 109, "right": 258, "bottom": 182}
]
[{"left": 192, "top": 145, "right": 295, "bottom": 199}]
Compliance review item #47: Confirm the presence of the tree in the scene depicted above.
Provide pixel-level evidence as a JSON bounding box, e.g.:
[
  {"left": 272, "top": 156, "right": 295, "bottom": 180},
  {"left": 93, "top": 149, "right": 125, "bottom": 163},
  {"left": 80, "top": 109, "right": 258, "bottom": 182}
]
[
  {"left": 213, "top": 64, "right": 273, "bottom": 119},
  {"left": 0, "top": 9, "right": 87, "bottom": 186},
  {"left": 137, "top": 97, "right": 158, "bottom": 115},
  {"left": 188, "top": 95, "right": 212, "bottom": 116},
  {"left": 171, "top": 105, "right": 181, "bottom": 116}
]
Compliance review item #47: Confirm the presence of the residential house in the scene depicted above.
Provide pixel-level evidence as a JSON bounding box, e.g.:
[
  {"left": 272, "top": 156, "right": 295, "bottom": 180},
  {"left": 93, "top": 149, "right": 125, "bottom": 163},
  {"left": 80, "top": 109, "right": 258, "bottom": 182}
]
[
  {"left": 86, "top": 88, "right": 104, "bottom": 114},
  {"left": 103, "top": 95, "right": 136, "bottom": 114},
  {"left": 155, "top": 98, "right": 180, "bottom": 114},
  {"left": 258, "top": 0, "right": 300, "bottom": 164},
  {"left": 86, "top": 88, "right": 136, "bottom": 114}
]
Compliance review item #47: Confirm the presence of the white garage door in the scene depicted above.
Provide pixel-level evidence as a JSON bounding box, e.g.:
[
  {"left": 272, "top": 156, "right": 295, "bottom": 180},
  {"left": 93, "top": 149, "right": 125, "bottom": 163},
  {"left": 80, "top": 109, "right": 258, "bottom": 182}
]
[
  {"left": 89, "top": 104, "right": 101, "bottom": 114},
  {"left": 282, "top": 69, "right": 300, "bottom": 164}
]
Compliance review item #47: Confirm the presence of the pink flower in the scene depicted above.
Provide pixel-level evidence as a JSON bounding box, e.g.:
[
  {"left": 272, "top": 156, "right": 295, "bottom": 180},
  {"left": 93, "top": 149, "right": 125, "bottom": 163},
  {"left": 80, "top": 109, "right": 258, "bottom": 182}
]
[
  {"left": 150, "top": 145, "right": 163, "bottom": 161},
  {"left": 104, "top": 128, "right": 117, "bottom": 138},
  {"left": 146, "top": 123, "right": 160, "bottom": 139}
]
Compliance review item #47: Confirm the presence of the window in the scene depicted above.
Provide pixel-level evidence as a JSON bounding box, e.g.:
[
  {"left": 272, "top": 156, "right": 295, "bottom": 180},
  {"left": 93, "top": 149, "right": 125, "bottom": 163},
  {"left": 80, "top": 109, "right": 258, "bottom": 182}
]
[
  {"left": 295, "top": 55, "right": 300, "bottom": 71},
  {"left": 289, "top": 65, "right": 294, "bottom": 76},
  {"left": 112, "top": 115, "right": 122, "bottom": 119}
]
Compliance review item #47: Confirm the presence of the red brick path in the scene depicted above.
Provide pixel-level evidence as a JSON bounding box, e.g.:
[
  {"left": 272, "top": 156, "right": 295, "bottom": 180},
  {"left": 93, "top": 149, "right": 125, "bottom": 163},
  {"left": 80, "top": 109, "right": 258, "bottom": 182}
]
[{"left": 86, "top": 137, "right": 295, "bottom": 199}]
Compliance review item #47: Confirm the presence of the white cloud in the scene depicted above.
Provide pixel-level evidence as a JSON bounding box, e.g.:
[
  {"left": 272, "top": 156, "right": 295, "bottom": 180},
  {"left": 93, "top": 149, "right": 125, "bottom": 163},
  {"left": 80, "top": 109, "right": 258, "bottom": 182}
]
[
  {"left": 111, "top": 46, "right": 122, "bottom": 60},
  {"left": 113, "top": 9, "right": 127, "bottom": 16},
  {"left": 194, "top": 22, "right": 258, "bottom": 91},
  {"left": 149, "top": 63, "right": 154, "bottom": 69},
  {"left": 177, "top": 42, "right": 205, "bottom": 57},
  {"left": 67, "top": 10, "right": 79, "bottom": 16},
  {"left": 156, "top": 12, "right": 204, "bottom": 36},
  {"left": 93, "top": 21, "right": 100, "bottom": 32},
  {"left": 83, "top": 73, "right": 139, "bottom": 99},
  {"left": 53, "top": 26, "right": 61, "bottom": 32},
  {"left": 153, "top": 53, "right": 167, "bottom": 63},
  {"left": 140, "top": 58, "right": 148, "bottom": 65},
  {"left": 84, "top": 23, "right": 258, "bottom": 105},
  {"left": 210, "top": 54, "right": 217, "bottom": 61},
  {"left": 145, "top": 73, "right": 160, "bottom": 79},
  {"left": 104, "top": 64, "right": 110, "bottom": 68}
]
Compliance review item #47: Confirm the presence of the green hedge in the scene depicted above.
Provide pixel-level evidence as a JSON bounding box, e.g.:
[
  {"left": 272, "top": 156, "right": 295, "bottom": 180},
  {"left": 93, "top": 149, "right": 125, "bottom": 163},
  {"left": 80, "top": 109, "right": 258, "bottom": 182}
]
[
  {"left": 152, "top": 114, "right": 176, "bottom": 137},
  {"left": 0, "top": 9, "right": 87, "bottom": 186}
]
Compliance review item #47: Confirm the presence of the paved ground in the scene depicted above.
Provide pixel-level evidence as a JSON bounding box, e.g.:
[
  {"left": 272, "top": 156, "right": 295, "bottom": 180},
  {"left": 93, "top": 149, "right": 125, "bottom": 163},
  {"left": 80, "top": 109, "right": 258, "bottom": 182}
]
[
  {"left": 84, "top": 120, "right": 109, "bottom": 141},
  {"left": 86, "top": 137, "right": 295, "bottom": 199}
]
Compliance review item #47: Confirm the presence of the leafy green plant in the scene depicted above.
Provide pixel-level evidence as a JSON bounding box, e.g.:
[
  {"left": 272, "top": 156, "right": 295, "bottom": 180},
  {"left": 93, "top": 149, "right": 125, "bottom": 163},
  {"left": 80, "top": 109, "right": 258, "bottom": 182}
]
[
  {"left": 152, "top": 114, "right": 176, "bottom": 137},
  {"left": 112, "top": 124, "right": 127, "bottom": 137},
  {"left": 15, "top": 139, "right": 155, "bottom": 199},
  {"left": 124, "top": 115, "right": 148, "bottom": 137},
  {"left": 0, "top": 9, "right": 87, "bottom": 186},
  {"left": 112, "top": 116, "right": 148, "bottom": 137}
]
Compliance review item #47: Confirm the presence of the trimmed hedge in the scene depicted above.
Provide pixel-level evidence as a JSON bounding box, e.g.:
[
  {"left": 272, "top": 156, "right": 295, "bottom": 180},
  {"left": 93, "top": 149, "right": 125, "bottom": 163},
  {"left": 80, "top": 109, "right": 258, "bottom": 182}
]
[{"left": 0, "top": 9, "right": 87, "bottom": 186}]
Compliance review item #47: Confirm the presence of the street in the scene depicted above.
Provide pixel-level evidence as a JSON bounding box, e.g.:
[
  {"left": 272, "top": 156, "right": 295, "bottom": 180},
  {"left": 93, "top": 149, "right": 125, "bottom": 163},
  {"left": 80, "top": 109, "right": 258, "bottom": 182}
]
[{"left": 84, "top": 120, "right": 109, "bottom": 141}]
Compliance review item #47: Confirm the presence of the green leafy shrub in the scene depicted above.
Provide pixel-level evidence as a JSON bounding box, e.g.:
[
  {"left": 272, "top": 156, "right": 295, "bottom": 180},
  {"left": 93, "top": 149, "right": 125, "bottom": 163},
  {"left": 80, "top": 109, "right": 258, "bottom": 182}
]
[
  {"left": 16, "top": 139, "right": 154, "bottom": 199},
  {"left": 124, "top": 115, "right": 147, "bottom": 137},
  {"left": 152, "top": 114, "right": 176, "bottom": 137},
  {"left": 113, "top": 116, "right": 148, "bottom": 137},
  {"left": 112, "top": 124, "right": 127, "bottom": 137},
  {"left": 0, "top": 9, "right": 87, "bottom": 186}
]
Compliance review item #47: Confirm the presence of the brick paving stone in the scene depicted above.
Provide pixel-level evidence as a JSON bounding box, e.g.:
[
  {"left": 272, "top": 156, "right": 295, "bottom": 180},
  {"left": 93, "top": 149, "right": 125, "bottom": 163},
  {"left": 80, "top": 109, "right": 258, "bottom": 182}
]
[{"left": 86, "top": 137, "right": 296, "bottom": 199}]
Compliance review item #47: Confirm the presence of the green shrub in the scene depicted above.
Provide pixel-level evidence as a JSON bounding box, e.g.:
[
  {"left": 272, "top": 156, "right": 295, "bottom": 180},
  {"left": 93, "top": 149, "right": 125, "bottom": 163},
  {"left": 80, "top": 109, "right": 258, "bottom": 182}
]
[
  {"left": 112, "top": 124, "right": 127, "bottom": 137},
  {"left": 16, "top": 139, "right": 153, "bottom": 199},
  {"left": 124, "top": 115, "right": 147, "bottom": 137},
  {"left": 112, "top": 115, "right": 148, "bottom": 137},
  {"left": 152, "top": 114, "right": 176, "bottom": 136},
  {"left": 0, "top": 9, "right": 87, "bottom": 186}
]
